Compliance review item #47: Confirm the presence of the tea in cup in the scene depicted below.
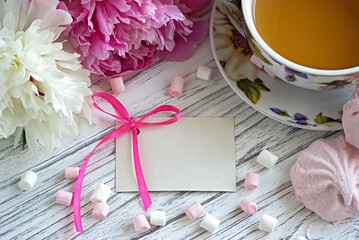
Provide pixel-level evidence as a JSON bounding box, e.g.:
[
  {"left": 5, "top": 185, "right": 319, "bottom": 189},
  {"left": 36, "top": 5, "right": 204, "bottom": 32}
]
[{"left": 241, "top": 0, "right": 359, "bottom": 90}]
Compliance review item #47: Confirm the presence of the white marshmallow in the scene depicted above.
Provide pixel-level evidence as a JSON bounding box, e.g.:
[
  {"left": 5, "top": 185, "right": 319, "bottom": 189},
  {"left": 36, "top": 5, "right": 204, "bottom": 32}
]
[
  {"left": 257, "top": 149, "right": 279, "bottom": 169},
  {"left": 291, "top": 237, "right": 307, "bottom": 240},
  {"left": 90, "top": 183, "right": 111, "bottom": 203},
  {"left": 18, "top": 170, "right": 37, "bottom": 191},
  {"left": 150, "top": 211, "right": 166, "bottom": 226},
  {"left": 258, "top": 213, "right": 277, "bottom": 232},
  {"left": 200, "top": 213, "right": 220, "bottom": 234},
  {"left": 197, "top": 66, "right": 212, "bottom": 81}
]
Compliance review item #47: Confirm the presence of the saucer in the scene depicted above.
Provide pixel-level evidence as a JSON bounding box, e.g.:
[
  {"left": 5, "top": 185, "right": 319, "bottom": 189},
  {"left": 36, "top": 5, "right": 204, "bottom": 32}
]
[{"left": 209, "top": 0, "right": 354, "bottom": 130}]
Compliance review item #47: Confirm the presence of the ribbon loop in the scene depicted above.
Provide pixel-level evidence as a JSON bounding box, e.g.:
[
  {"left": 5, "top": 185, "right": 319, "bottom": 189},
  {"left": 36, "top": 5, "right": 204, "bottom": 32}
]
[{"left": 73, "top": 92, "right": 180, "bottom": 232}]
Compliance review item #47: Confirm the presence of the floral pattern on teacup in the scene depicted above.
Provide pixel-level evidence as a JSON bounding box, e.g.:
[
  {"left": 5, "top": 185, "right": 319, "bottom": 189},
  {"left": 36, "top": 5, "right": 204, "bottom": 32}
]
[{"left": 270, "top": 108, "right": 342, "bottom": 127}]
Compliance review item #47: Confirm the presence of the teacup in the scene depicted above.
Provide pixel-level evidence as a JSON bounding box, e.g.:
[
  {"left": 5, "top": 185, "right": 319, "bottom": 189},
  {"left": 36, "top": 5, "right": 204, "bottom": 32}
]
[{"left": 241, "top": 0, "right": 359, "bottom": 91}]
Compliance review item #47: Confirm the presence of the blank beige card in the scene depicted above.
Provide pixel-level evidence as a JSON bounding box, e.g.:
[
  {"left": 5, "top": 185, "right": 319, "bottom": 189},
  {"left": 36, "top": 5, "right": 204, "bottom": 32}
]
[{"left": 115, "top": 117, "right": 236, "bottom": 192}]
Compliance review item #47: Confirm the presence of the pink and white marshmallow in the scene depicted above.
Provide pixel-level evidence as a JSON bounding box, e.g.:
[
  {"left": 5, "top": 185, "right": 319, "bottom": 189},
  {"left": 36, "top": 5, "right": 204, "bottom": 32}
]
[
  {"left": 250, "top": 55, "right": 264, "bottom": 69},
  {"left": 92, "top": 202, "right": 109, "bottom": 220},
  {"left": 197, "top": 66, "right": 212, "bottom": 81},
  {"left": 240, "top": 199, "right": 258, "bottom": 215},
  {"left": 263, "top": 67, "right": 276, "bottom": 79},
  {"left": 18, "top": 170, "right": 37, "bottom": 191},
  {"left": 133, "top": 214, "right": 151, "bottom": 233},
  {"left": 200, "top": 213, "right": 220, "bottom": 234},
  {"left": 64, "top": 167, "right": 79, "bottom": 179},
  {"left": 185, "top": 201, "right": 204, "bottom": 220},
  {"left": 258, "top": 214, "right": 277, "bottom": 232},
  {"left": 257, "top": 149, "right": 279, "bottom": 169},
  {"left": 169, "top": 76, "right": 184, "bottom": 98},
  {"left": 56, "top": 190, "right": 73, "bottom": 206},
  {"left": 110, "top": 76, "right": 125, "bottom": 94},
  {"left": 244, "top": 172, "right": 260, "bottom": 190},
  {"left": 150, "top": 211, "right": 166, "bottom": 226},
  {"left": 90, "top": 183, "right": 111, "bottom": 203}
]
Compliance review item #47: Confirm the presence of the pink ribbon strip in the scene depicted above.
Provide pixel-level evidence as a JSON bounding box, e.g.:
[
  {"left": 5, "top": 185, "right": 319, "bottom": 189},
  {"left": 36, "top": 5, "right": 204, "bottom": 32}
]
[{"left": 73, "top": 92, "right": 181, "bottom": 232}]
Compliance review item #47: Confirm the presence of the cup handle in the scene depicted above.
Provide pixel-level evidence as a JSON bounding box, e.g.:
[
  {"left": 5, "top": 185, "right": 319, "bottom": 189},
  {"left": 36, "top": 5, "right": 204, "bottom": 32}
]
[{"left": 221, "top": 0, "right": 246, "bottom": 38}]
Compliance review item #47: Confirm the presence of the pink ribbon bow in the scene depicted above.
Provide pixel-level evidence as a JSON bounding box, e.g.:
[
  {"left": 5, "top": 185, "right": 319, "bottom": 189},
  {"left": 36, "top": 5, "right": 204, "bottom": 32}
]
[{"left": 73, "top": 92, "right": 181, "bottom": 232}]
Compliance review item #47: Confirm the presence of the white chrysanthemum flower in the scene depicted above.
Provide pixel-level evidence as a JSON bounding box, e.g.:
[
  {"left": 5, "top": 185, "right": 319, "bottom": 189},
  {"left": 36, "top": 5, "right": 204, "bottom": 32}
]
[{"left": 0, "top": 0, "right": 93, "bottom": 154}]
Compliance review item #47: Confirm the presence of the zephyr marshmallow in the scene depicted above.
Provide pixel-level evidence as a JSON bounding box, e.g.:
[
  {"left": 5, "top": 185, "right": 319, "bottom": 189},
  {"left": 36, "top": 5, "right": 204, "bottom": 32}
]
[
  {"left": 90, "top": 183, "right": 111, "bottom": 203},
  {"left": 197, "top": 66, "right": 212, "bottom": 81},
  {"left": 185, "top": 201, "right": 204, "bottom": 220},
  {"left": 240, "top": 199, "right": 258, "bottom": 215},
  {"left": 258, "top": 213, "right": 277, "bottom": 232},
  {"left": 244, "top": 172, "right": 260, "bottom": 190},
  {"left": 150, "top": 211, "right": 166, "bottom": 226},
  {"left": 290, "top": 135, "right": 359, "bottom": 223},
  {"left": 92, "top": 202, "right": 109, "bottom": 220},
  {"left": 18, "top": 170, "right": 37, "bottom": 191},
  {"left": 169, "top": 76, "right": 184, "bottom": 98},
  {"left": 133, "top": 214, "right": 151, "bottom": 233},
  {"left": 109, "top": 76, "right": 125, "bottom": 94},
  {"left": 257, "top": 149, "right": 279, "bottom": 169},
  {"left": 200, "top": 213, "right": 220, "bottom": 234},
  {"left": 64, "top": 167, "right": 79, "bottom": 179},
  {"left": 56, "top": 190, "right": 73, "bottom": 206}
]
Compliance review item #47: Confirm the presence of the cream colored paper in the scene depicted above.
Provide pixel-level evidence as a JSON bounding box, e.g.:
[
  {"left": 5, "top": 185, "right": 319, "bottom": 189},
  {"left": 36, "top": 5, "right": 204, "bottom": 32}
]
[{"left": 115, "top": 117, "right": 236, "bottom": 192}]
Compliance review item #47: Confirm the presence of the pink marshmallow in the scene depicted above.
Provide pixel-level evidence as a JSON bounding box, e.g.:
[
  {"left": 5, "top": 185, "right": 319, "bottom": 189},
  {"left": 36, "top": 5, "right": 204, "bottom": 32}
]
[
  {"left": 184, "top": 201, "right": 204, "bottom": 220},
  {"left": 250, "top": 55, "right": 264, "bottom": 69},
  {"left": 169, "top": 76, "right": 184, "bottom": 98},
  {"left": 244, "top": 172, "right": 260, "bottom": 190},
  {"left": 263, "top": 67, "right": 276, "bottom": 79},
  {"left": 55, "top": 190, "right": 73, "bottom": 206},
  {"left": 110, "top": 76, "right": 125, "bottom": 94},
  {"left": 64, "top": 167, "right": 79, "bottom": 179},
  {"left": 133, "top": 214, "right": 151, "bottom": 233},
  {"left": 91, "top": 202, "right": 109, "bottom": 220},
  {"left": 240, "top": 199, "right": 258, "bottom": 215}
]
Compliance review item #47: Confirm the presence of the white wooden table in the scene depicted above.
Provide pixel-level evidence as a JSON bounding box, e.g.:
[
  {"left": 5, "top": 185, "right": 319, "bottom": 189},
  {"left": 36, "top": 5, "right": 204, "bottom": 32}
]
[{"left": 0, "top": 6, "right": 358, "bottom": 240}]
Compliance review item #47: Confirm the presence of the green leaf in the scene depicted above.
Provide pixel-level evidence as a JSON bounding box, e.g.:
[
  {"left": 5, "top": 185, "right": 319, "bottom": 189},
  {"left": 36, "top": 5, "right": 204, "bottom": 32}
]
[
  {"left": 230, "top": 0, "right": 241, "bottom": 8},
  {"left": 237, "top": 79, "right": 261, "bottom": 104},
  {"left": 253, "top": 78, "right": 271, "bottom": 91},
  {"left": 314, "top": 112, "right": 336, "bottom": 124},
  {"left": 247, "top": 35, "right": 273, "bottom": 66}
]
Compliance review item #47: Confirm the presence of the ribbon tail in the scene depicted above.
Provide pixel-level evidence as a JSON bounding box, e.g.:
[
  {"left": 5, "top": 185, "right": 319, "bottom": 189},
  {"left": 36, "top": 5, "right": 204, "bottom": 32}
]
[
  {"left": 73, "top": 156, "right": 90, "bottom": 232},
  {"left": 131, "top": 128, "right": 152, "bottom": 211}
]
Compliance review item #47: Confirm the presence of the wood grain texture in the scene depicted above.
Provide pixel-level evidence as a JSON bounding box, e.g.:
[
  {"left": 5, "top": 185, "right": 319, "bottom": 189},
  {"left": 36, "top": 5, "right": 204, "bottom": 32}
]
[{"left": 1, "top": 5, "right": 358, "bottom": 240}]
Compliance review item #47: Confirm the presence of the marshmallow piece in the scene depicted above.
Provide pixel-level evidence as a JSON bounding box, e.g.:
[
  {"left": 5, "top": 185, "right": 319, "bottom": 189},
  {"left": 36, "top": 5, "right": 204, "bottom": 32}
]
[
  {"left": 56, "top": 190, "right": 73, "bottom": 206},
  {"left": 250, "top": 55, "right": 264, "bottom": 69},
  {"left": 258, "top": 214, "right": 277, "bottom": 232},
  {"left": 200, "top": 213, "right": 220, "bottom": 234},
  {"left": 263, "top": 67, "right": 276, "bottom": 79},
  {"left": 110, "top": 76, "right": 125, "bottom": 94},
  {"left": 150, "top": 211, "right": 166, "bottom": 226},
  {"left": 90, "top": 183, "right": 111, "bottom": 203},
  {"left": 244, "top": 172, "right": 260, "bottom": 190},
  {"left": 257, "top": 149, "right": 279, "bottom": 169},
  {"left": 291, "top": 237, "right": 307, "bottom": 240},
  {"left": 64, "top": 167, "right": 79, "bottom": 179},
  {"left": 197, "top": 66, "right": 212, "bottom": 81},
  {"left": 240, "top": 199, "right": 258, "bottom": 215},
  {"left": 133, "top": 214, "right": 151, "bottom": 233},
  {"left": 92, "top": 202, "right": 109, "bottom": 220},
  {"left": 185, "top": 201, "right": 204, "bottom": 220},
  {"left": 169, "top": 76, "right": 184, "bottom": 98},
  {"left": 18, "top": 170, "right": 37, "bottom": 191}
]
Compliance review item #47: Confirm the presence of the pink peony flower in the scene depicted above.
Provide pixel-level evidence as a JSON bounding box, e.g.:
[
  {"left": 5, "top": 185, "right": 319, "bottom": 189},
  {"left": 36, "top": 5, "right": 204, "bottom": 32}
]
[{"left": 59, "top": 0, "right": 210, "bottom": 78}]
